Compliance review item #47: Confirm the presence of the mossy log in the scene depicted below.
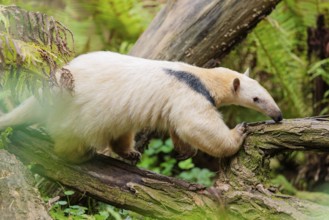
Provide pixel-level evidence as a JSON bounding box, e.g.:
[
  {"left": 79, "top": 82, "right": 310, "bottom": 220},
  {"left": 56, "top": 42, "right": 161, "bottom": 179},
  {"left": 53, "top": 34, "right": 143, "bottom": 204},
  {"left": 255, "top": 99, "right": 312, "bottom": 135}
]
[{"left": 5, "top": 117, "right": 329, "bottom": 219}]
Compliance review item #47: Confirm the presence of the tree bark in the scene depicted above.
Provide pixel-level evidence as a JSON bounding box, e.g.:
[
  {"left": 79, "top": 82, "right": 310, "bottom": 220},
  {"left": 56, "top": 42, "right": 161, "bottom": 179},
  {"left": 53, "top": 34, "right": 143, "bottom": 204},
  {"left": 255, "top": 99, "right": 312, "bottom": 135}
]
[
  {"left": 130, "top": 0, "right": 281, "bottom": 67},
  {"left": 0, "top": 149, "right": 51, "bottom": 220},
  {"left": 247, "top": 117, "right": 329, "bottom": 153},
  {"left": 5, "top": 117, "right": 329, "bottom": 219}
]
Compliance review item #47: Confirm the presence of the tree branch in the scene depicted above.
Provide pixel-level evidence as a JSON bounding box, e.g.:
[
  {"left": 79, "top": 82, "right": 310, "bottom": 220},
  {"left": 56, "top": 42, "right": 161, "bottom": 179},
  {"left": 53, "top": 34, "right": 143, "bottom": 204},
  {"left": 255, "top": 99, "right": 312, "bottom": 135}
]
[{"left": 246, "top": 116, "right": 329, "bottom": 153}]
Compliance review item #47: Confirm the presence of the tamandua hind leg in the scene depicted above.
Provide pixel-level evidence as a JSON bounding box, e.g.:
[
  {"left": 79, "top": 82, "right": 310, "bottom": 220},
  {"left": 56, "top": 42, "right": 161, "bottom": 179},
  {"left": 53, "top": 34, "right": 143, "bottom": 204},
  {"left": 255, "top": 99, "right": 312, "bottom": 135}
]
[
  {"left": 110, "top": 131, "right": 141, "bottom": 161},
  {"left": 170, "top": 129, "right": 198, "bottom": 160},
  {"left": 53, "top": 136, "right": 94, "bottom": 164}
]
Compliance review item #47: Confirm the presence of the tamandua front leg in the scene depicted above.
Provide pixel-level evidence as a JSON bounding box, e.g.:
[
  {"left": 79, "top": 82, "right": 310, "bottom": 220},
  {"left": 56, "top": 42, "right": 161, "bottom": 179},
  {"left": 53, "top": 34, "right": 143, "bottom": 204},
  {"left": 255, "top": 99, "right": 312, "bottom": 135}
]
[{"left": 174, "top": 109, "right": 247, "bottom": 158}]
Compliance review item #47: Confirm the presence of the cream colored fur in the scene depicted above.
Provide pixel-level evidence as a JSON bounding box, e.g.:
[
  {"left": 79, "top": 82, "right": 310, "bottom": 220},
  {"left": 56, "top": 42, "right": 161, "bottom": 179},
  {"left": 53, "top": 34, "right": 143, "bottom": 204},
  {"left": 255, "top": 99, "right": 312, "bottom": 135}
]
[{"left": 0, "top": 51, "right": 282, "bottom": 163}]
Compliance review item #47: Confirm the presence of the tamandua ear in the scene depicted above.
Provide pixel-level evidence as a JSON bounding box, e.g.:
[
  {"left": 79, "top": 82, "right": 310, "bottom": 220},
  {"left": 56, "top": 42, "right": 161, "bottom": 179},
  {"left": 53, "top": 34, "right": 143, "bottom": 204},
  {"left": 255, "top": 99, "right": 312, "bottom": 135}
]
[
  {"left": 232, "top": 78, "right": 240, "bottom": 93},
  {"left": 244, "top": 68, "right": 250, "bottom": 77}
]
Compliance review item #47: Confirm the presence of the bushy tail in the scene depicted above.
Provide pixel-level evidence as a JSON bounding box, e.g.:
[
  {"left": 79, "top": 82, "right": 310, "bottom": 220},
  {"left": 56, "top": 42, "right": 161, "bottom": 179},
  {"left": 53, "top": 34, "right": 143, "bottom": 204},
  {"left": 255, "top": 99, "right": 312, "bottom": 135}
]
[{"left": 0, "top": 96, "right": 43, "bottom": 130}]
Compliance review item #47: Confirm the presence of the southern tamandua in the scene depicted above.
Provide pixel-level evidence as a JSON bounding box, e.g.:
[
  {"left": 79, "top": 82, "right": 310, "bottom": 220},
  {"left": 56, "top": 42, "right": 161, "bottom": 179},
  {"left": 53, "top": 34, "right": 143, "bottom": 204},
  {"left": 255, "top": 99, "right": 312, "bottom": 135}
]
[{"left": 0, "top": 51, "right": 282, "bottom": 163}]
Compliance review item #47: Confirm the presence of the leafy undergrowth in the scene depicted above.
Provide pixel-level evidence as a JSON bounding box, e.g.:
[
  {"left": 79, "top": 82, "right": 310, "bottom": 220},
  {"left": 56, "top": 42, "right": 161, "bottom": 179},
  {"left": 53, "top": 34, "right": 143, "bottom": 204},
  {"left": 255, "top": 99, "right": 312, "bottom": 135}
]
[
  {"left": 138, "top": 138, "right": 216, "bottom": 187},
  {"left": 48, "top": 190, "right": 141, "bottom": 220}
]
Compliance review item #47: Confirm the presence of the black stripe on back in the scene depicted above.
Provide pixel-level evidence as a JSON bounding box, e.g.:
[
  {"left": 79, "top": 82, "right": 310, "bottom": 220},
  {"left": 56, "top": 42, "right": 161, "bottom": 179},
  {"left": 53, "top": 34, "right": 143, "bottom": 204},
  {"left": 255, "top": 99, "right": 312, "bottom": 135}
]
[{"left": 163, "top": 68, "right": 215, "bottom": 106}]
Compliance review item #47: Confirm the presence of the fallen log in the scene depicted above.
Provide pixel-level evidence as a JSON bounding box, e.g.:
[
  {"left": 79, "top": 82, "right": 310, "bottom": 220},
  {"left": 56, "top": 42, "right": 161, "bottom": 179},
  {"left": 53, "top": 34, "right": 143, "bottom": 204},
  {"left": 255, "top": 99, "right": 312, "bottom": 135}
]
[
  {"left": 7, "top": 129, "right": 220, "bottom": 220},
  {"left": 5, "top": 117, "right": 329, "bottom": 219}
]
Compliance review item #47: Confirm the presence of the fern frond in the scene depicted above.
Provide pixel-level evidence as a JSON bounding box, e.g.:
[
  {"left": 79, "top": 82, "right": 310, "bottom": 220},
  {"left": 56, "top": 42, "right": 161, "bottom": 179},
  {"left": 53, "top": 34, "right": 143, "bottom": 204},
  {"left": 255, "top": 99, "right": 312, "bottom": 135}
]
[
  {"left": 252, "top": 18, "right": 309, "bottom": 117},
  {"left": 220, "top": 0, "right": 329, "bottom": 118},
  {"left": 0, "top": 5, "right": 74, "bottom": 99},
  {"left": 249, "top": 0, "right": 327, "bottom": 117}
]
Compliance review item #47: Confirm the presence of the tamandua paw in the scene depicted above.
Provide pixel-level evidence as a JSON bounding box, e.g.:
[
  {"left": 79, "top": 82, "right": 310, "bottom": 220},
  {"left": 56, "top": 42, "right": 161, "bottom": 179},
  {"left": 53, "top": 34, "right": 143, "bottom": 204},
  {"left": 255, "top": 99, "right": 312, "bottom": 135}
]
[
  {"left": 234, "top": 122, "right": 247, "bottom": 136},
  {"left": 231, "top": 122, "right": 247, "bottom": 148},
  {"left": 120, "top": 150, "right": 142, "bottom": 162}
]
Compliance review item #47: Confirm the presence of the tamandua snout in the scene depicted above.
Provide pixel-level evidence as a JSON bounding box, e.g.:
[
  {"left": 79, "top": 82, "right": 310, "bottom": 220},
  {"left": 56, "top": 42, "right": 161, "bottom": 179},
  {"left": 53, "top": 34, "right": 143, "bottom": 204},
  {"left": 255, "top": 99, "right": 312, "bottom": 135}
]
[{"left": 0, "top": 52, "right": 282, "bottom": 163}]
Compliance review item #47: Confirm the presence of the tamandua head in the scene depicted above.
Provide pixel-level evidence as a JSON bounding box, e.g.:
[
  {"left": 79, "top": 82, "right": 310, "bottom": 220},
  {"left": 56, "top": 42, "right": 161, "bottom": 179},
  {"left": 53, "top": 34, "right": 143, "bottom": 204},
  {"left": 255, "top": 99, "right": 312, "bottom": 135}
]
[{"left": 220, "top": 68, "right": 282, "bottom": 122}]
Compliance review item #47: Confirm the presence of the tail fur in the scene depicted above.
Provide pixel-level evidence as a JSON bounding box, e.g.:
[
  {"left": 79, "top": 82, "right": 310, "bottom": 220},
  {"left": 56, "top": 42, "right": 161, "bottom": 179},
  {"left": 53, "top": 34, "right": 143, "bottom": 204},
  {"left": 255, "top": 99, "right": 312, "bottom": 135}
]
[{"left": 0, "top": 96, "right": 43, "bottom": 130}]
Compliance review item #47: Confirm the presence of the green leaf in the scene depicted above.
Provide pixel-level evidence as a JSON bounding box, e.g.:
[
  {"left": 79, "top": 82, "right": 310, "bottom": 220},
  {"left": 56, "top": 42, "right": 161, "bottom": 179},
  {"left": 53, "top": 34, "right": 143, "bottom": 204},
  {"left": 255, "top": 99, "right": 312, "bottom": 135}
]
[
  {"left": 106, "top": 205, "right": 123, "bottom": 220},
  {"left": 160, "top": 157, "right": 176, "bottom": 176},
  {"left": 64, "top": 190, "right": 75, "bottom": 196},
  {"left": 57, "top": 200, "right": 67, "bottom": 206},
  {"left": 178, "top": 168, "right": 215, "bottom": 186},
  {"left": 160, "top": 143, "right": 173, "bottom": 153},
  {"left": 165, "top": 138, "right": 173, "bottom": 147},
  {"left": 69, "top": 205, "right": 86, "bottom": 209},
  {"left": 137, "top": 155, "right": 157, "bottom": 169},
  {"left": 94, "top": 213, "right": 109, "bottom": 220},
  {"left": 149, "top": 139, "right": 163, "bottom": 149},
  {"left": 178, "top": 158, "right": 194, "bottom": 170}
]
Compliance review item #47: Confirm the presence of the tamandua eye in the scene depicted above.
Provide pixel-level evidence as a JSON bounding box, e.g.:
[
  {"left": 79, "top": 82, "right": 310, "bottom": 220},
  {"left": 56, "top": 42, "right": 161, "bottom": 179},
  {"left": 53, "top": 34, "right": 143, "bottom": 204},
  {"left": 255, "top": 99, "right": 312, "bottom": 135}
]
[{"left": 253, "top": 97, "right": 259, "bottom": 103}]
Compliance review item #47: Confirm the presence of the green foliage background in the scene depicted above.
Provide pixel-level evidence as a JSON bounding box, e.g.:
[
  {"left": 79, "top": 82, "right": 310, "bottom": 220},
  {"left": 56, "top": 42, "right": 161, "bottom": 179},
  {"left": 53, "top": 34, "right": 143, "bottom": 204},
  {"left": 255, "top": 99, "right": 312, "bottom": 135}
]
[
  {"left": 1, "top": 0, "right": 329, "bottom": 219},
  {"left": 1, "top": 0, "right": 157, "bottom": 53},
  {"left": 221, "top": 0, "right": 329, "bottom": 122}
]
